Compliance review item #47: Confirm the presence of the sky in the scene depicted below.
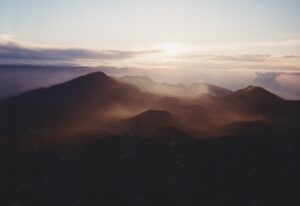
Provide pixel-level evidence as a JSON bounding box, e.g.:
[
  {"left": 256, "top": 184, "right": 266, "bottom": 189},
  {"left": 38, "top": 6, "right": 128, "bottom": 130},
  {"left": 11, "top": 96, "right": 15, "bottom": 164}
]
[
  {"left": 1, "top": 0, "right": 300, "bottom": 63},
  {"left": 1, "top": 0, "right": 300, "bottom": 48},
  {"left": 0, "top": 0, "right": 300, "bottom": 99}
]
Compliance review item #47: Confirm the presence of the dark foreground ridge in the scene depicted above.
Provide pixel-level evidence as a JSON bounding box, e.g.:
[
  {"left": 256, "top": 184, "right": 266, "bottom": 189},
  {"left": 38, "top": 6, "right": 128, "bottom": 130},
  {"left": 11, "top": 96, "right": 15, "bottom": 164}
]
[{"left": 1, "top": 131, "right": 300, "bottom": 206}]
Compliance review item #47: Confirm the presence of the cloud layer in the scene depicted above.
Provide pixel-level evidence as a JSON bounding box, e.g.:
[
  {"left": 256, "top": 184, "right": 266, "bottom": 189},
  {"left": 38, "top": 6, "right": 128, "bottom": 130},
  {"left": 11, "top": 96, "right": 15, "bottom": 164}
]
[
  {"left": 0, "top": 36, "right": 159, "bottom": 65},
  {"left": 1, "top": 35, "right": 300, "bottom": 73},
  {"left": 252, "top": 72, "right": 300, "bottom": 100}
]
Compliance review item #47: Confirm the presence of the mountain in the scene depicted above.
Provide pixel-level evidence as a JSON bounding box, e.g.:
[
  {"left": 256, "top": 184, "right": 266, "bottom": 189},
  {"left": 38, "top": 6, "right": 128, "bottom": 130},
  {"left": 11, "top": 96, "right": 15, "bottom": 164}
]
[
  {"left": 0, "top": 72, "right": 160, "bottom": 145},
  {"left": 117, "top": 76, "right": 232, "bottom": 98},
  {"left": 0, "top": 72, "right": 299, "bottom": 147},
  {"left": 156, "top": 85, "right": 300, "bottom": 136},
  {"left": 225, "top": 85, "right": 300, "bottom": 121},
  {"left": 0, "top": 64, "right": 95, "bottom": 99},
  {"left": 230, "top": 85, "right": 282, "bottom": 102},
  {"left": 120, "top": 110, "right": 184, "bottom": 138}
]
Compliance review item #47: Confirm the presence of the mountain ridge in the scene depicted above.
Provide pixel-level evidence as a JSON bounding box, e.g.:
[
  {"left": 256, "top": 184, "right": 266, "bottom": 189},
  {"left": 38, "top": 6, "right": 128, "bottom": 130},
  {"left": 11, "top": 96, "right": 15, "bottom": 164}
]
[{"left": 0, "top": 71, "right": 299, "bottom": 147}]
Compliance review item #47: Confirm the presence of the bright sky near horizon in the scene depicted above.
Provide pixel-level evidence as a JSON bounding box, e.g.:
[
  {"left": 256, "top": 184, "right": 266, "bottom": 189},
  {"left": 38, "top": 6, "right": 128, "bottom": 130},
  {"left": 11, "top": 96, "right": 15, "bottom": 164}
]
[{"left": 1, "top": 0, "right": 300, "bottom": 51}]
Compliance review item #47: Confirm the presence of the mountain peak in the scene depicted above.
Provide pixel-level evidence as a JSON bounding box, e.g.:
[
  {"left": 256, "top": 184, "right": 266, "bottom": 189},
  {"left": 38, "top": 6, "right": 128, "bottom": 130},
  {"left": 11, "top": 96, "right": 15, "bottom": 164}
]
[
  {"left": 75, "top": 71, "right": 111, "bottom": 82},
  {"left": 123, "top": 109, "right": 180, "bottom": 138},
  {"left": 128, "top": 109, "right": 175, "bottom": 127},
  {"left": 238, "top": 85, "right": 274, "bottom": 95},
  {"left": 59, "top": 71, "right": 115, "bottom": 91},
  {"left": 132, "top": 109, "right": 173, "bottom": 121},
  {"left": 243, "top": 85, "right": 264, "bottom": 92},
  {"left": 232, "top": 85, "right": 282, "bottom": 101}
]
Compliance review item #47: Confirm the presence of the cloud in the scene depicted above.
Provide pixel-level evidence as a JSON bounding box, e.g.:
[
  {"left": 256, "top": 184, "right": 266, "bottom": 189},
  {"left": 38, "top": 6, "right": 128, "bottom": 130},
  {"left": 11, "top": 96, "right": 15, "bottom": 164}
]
[
  {"left": 283, "top": 55, "right": 300, "bottom": 59},
  {"left": 213, "top": 54, "right": 271, "bottom": 62},
  {"left": 252, "top": 72, "right": 300, "bottom": 100},
  {"left": 0, "top": 35, "right": 159, "bottom": 65},
  {"left": 188, "top": 38, "right": 300, "bottom": 55},
  {"left": 252, "top": 72, "right": 281, "bottom": 90},
  {"left": 185, "top": 54, "right": 271, "bottom": 62}
]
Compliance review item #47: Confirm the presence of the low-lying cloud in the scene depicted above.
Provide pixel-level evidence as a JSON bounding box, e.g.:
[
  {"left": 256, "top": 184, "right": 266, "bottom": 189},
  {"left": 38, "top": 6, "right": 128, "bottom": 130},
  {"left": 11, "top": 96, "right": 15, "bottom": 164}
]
[
  {"left": 252, "top": 72, "right": 300, "bottom": 100},
  {"left": 0, "top": 36, "right": 159, "bottom": 65}
]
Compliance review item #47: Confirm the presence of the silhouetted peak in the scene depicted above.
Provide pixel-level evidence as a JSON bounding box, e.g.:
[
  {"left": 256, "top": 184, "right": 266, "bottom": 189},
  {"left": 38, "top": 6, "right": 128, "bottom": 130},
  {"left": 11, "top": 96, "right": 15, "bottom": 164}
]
[
  {"left": 76, "top": 71, "right": 111, "bottom": 82},
  {"left": 138, "top": 109, "right": 172, "bottom": 117},
  {"left": 124, "top": 109, "right": 179, "bottom": 138},
  {"left": 59, "top": 71, "right": 115, "bottom": 90},
  {"left": 233, "top": 85, "right": 282, "bottom": 100},
  {"left": 243, "top": 85, "right": 265, "bottom": 92},
  {"left": 133, "top": 109, "right": 173, "bottom": 121},
  {"left": 237, "top": 85, "right": 269, "bottom": 95}
]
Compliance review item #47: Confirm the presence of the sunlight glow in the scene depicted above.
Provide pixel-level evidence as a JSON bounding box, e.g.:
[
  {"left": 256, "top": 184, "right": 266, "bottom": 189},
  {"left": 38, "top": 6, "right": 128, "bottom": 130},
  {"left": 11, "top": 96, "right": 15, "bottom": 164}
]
[{"left": 159, "top": 43, "right": 187, "bottom": 56}]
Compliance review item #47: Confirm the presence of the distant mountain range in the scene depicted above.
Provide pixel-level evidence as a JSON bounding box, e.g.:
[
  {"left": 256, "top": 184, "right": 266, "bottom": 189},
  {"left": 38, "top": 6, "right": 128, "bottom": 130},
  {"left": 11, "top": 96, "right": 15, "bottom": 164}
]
[
  {"left": 0, "top": 71, "right": 299, "bottom": 147},
  {"left": 117, "top": 75, "right": 232, "bottom": 98}
]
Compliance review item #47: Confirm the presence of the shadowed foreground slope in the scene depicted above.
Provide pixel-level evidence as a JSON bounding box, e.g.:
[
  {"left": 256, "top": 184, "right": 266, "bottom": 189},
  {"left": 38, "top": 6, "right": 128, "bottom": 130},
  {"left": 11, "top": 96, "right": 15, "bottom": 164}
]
[{"left": 1, "top": 131, "right": 300, "bottom": 206}]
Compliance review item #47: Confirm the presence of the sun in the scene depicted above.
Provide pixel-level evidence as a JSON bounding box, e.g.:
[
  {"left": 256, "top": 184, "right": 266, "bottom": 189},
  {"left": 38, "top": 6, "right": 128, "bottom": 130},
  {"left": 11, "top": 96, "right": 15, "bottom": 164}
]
[{"left": 159, "top": 43, "right": 186, "bottom": 56}]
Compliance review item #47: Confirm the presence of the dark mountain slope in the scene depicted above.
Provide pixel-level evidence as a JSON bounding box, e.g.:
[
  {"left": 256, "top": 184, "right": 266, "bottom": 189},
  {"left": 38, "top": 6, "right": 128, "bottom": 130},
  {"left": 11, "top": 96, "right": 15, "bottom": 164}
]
[
  {"left": 119, "top": 110, "right": 186, "bottom": 138},
  {"left": 1, "top": 131, "right": 299, "bottom": 206},
  {"left": 229, "top": 85, "right": 282, "bottom": 103},
  {"left": 225, "top": 85, "right": 300, "bottom": 121},
  {"left": 0, "top": 72, "right": 160, "bottom": 144}
]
